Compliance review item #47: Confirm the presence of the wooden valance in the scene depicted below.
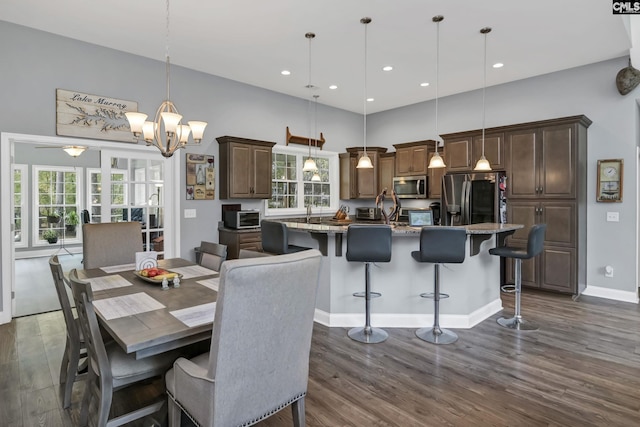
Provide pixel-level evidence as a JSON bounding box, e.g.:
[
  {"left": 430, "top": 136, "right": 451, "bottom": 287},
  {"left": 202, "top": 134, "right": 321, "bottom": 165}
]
[{"left": 286, "top": 126, "right": 325, "bottom": 150}]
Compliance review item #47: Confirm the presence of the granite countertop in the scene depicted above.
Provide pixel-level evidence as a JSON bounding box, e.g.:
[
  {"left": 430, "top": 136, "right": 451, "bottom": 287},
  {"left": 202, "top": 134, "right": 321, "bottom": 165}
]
[{"left": 280, "top": 219, "right": 523, "bottom": 235}]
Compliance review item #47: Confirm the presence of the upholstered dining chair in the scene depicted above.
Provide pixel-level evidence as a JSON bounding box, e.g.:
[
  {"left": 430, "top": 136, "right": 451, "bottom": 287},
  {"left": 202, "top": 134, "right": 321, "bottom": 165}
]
[
  {"left": 49, "top": 255, "right": 87, "bottom": 409},
  {"left": 82, "top": 222, "right": 143, "bottom": 269},
  {"left": 68, "top": 269, "right": 184, "bottom": 427},
  {"left": 194, "top": 241, "right": 228, "bottom": 272},
  {"left": 165, "top": 249, "right": 323, "bottom": 427}
]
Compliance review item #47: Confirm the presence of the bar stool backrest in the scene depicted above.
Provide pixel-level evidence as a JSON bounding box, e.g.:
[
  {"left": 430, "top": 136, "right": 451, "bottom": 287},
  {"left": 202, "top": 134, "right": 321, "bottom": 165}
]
[
  {"left": 416, "top": 227, "right": 467, "bottom": 264},
  {"left": 346, "top": 225, "right": 392, "bottom": 263},
  {"left": 261, "top": 220, "right": 288, "bottom": 254},
  {"left": 526, "top": 224, "right": 547, "bottom": 258}
]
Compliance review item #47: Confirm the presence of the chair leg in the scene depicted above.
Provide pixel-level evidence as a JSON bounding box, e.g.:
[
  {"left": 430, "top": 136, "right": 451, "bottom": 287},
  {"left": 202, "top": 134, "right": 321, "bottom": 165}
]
[
  {"left": 497, "top": 258, "right": 538, "bottom": 330},
  {"left": 348, "top": 263, "right": 388, "bottom": 344},
  {"left": 79, "top": 368, "right": 95, "bottom": 427},
  {"left": 61, "top": 341, "right": 81, "bottom": 409},
  {"left": 167, "top": 395, "right": 182, "bottom": 427},
  {"left": 416, "top": 264, "right": 458, "bottom": 345},
  {"left": 292, "top": 396, "right": 306, "bottom": 427},
  {"left": 96, "top": 372, "right": 112, "bottom": 427}
]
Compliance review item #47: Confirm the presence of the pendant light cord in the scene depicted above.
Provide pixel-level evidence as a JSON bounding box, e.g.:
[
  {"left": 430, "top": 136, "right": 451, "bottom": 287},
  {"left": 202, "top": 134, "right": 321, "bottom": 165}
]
[
  {"left": 434, "top": 16, "right": 441, "bottom": 154},
  {"left": 165, "top": 0, "right": 171, "bottom": 101},
  {"left": 306, "top": 32, "right": 315, "bottom": 158},
  {"left": 481, "top": 27, "right": 490, "bottom": 158}
]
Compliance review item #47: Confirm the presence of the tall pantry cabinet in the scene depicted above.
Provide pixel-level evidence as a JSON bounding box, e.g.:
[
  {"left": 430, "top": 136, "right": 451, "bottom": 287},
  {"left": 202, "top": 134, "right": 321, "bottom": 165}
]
[{"left": 504, "top": 115, "right": 591, "bottom": 295}]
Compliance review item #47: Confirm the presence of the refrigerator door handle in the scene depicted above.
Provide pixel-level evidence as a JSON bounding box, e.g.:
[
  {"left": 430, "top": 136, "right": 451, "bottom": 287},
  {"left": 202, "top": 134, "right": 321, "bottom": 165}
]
[{"left": 460, "top": 180, "right": 469, "bottom": 224}]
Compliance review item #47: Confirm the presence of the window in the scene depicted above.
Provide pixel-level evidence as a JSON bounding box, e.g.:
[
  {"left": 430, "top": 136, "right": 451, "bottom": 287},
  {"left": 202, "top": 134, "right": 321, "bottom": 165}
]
[
  {"left": 33, "top": 165, "right": 83, "bottom": 246},
  {"left": 266, "top": 146, "right": 338, "bottom": 216},
  {"left": 13, "top": 164, "right": 28, "bottom": 248}
]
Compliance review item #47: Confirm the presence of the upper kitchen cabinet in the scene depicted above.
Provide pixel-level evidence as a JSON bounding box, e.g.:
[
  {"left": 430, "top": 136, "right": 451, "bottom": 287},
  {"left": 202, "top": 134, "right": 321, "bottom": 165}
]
[
  {"left": 340, "top": 147, "right": 387, "bottom": 199},
  {"left": 505, "top": 116, "right": 591, "bottom": 200},
  {"left": 217, "top": 136, "right": 276, "bottom": 199},
  {"left": 378, "top": 152, "right": 395, "bottom": 194},
  {"left": 441, "top": 131, "right": 504, "bottom": 172},
  {"left": 393, "top": 141, "right": 435, "bottom": 176}
]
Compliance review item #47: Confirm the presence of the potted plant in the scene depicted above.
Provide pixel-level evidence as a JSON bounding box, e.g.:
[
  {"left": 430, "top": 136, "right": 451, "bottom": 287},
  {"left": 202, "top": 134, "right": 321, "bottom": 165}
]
[
  {"left": 65, "top": 211, "right": 79, "bottom": 232},
  {"left": 43, "top": 229, "right": 58, "bottom": 244},
  {"left": 47, "top": 211, "right": 61, "bottom": 224}
]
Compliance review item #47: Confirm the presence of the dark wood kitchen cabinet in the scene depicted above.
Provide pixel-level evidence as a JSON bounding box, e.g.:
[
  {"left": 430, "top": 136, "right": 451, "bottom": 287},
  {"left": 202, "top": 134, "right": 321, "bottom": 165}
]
[
  {"left": 393, "top": 141, "right": 435, "bottom": 176},
  {"left": 339, "top": 147, "right": 387, "bottom": 199},
  {"left": 441, "top": 131, "right": 504, "bottom": 172},
  {"left": 502, "top": 115, "right": 591, "bottom": 295},
  {"left": 217, "top": 136, "right": 276, "bottom": 199},
  {"left": 378, "top": 152, "right": 395, "bottom": 194},
  {"left": 218, "top": 227, "right": 262, "bottom": 259}
]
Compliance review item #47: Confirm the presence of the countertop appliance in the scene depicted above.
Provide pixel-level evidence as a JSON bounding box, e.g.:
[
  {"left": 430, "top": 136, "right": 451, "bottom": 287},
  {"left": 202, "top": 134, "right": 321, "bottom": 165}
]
[
  {"left": 442, "top": 172, "right": 507, "bottom": 226},
  {"left": 223, "top": 210, "right": 261, "bottom": 229},
  {"left": 393, "top": 175, "right": 428, "bottom": 199},
  {"left": 355, "top": 207, "right": 382, "bottom": 221}
]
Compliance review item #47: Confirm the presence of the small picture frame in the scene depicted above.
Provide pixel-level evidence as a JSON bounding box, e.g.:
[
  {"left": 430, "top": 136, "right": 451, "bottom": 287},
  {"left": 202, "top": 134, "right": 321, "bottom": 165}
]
[{"left": 596, "top": 159, "right": 623, "bottom": 202}]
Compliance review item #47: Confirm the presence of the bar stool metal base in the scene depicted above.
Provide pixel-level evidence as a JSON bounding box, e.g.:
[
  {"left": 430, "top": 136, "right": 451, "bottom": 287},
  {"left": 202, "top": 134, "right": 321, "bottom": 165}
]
[
  {"left": 348, "top": 326, "right": 388, "bottom": 344},
  {"left": 416, "top": 326, "right": 458, "bottom": 345},
  {"left": 497, "top": 315, "right": 538, "bottom": 331}
]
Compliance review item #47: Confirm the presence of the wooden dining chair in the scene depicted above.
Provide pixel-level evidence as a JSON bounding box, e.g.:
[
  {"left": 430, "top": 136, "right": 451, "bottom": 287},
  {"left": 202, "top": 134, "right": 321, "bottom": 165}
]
[
  {"left": 165, "top": 249, "right": 323, "bottom": 427},
  {"left": 82, "top": 222, "right": 143, "bottom": 269},
  {"left": 68, "top": 269, "right": 184, "bottom": 427},
  {"left": 194, "top": 241, "right": 227, "bottom": 271},
  {"left": 49, "top": 255, "right": 87, "bottom": 409}
]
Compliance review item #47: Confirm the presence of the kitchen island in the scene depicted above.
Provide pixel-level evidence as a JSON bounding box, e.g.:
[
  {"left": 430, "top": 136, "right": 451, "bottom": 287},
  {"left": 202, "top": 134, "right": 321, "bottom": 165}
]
[{"left": 277, "top": 220, "right": 523, "bottom": 329}]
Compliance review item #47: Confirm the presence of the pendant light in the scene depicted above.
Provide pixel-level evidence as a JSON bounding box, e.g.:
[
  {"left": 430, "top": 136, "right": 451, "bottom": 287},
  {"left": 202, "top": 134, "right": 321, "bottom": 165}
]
[
  {"left": 356, "top": 17, "right": 374, "bottom": 169},
  {"left": 311, "top": 95, "right": 321, "bottom": 182},
  {"left": 428, "top": 15, "right": 446, "bottom": 169},
  {"left": 302, "top": 32, "right": 318, "bottom": 173},
  {"left": 474, "top": 27, "right": 492, "bottom": 171}
]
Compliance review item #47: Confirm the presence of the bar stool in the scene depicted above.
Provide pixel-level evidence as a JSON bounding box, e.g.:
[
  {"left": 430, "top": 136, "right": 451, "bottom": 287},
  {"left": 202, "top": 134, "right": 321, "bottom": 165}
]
[
  {"left": 261, "top": 220, "right": 312, "bottom": 255},
  {"left": 412, "top": 227, "right": 467, "bottom": 345},
  {"left": 489, "top": 223, "right": 547, "bottom": 330},
  {"left": 346, "top": 225, "right": 392, "bottom": 344}
]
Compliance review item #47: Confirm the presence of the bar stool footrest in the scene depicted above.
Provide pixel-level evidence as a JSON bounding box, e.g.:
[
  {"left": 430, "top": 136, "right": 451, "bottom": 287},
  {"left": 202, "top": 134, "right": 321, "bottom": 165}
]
[
  {"left": 419, "top": 292, "right": 449, "bottom": 299},
  {"left": 353, "top": 291, "right": 381, "bottom": 298},
  {"left": 500, "top": 284, "right": 517, "bottom": 293}
]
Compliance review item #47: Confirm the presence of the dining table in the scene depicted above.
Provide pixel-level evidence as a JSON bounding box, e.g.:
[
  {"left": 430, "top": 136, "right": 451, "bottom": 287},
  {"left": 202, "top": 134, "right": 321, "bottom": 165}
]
[{"left": 75, "top": 258, "right": 219, "bottom": 359}]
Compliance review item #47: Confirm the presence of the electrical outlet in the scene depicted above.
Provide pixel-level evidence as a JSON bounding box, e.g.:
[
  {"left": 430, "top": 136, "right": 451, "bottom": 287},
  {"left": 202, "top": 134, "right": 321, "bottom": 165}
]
[
  {"left": 605, "top": 265, "right": 614, "bottom": 278},
  {"left": 606, "top": 212, "right": 619, "bottom": 222},
  {"left": 184, "top": 209, "right": 197, "bottom": 219}
]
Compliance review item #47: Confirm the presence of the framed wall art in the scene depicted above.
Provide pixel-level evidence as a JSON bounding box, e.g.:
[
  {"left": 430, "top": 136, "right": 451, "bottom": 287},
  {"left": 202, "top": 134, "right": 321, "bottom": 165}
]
[
  {"left": 186, "top": 153, "right": 215, "bottom": 200},
  {"left": 56, "top": 89, "right": 138, "bottom": 142},
  {"left": 596, "top": 158, "right": 623, "bottom": 202}
]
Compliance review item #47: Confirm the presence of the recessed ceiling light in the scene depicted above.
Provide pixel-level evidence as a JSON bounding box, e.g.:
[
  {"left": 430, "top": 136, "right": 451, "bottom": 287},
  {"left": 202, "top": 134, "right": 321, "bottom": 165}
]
[
  {"left": 281, "top": 70, "right": 291, "bottom": 75},
  {"left": 493, "top": 63, "right": 504, "bottom": 68},
  {"left": 382, "top": 65, "right": 393, "bottom": 71},
  {"left": 329, "top": 85, "right": 338, "bottom": 90},
  {"left": 420, "top": 82, "right": 430, "bottom": 87},
  {"left": 366, "top": 97, "right": 374, "bottom": 102}
]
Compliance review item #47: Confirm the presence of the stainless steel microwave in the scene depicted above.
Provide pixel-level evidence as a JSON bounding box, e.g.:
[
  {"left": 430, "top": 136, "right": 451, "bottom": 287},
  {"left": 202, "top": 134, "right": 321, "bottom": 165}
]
[
  {"left": 393, "top": 175, "right": 428, "bottom": 199},
  {"left": 223, "top": 210, "right": 261, "bottom": 229}
]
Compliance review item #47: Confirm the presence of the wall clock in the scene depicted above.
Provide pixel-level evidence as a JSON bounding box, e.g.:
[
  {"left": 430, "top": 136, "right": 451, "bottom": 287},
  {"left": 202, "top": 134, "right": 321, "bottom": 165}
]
[{"left": 596, "top": 159, "right": 623, "bottom": 202}]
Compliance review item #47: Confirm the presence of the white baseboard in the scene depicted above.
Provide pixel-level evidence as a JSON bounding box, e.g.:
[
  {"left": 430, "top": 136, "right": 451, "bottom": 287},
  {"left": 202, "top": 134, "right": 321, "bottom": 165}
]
[
  {"left": 313, "top": 298, "right": 503, "bottom": 329},
  {"left": 581, "top": 285, "right": 639, "bottom": 304}
]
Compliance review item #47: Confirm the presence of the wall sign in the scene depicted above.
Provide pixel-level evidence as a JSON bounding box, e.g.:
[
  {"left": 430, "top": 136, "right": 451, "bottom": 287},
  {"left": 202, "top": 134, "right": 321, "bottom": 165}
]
[
  {"left": 56, "top": 89, "right": 138, "bottom": 142},
  {"left": 186, "top": 153, "right": 215, "bottom": 200},
  {"left": 596, "top": 158, "right": 623, "bottom": 202}
]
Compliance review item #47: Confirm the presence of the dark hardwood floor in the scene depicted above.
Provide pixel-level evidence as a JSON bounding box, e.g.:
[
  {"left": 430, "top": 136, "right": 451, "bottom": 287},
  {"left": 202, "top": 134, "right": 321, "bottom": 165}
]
[{"left": 1, "top": 290, "right": 639, "bottom": 426}]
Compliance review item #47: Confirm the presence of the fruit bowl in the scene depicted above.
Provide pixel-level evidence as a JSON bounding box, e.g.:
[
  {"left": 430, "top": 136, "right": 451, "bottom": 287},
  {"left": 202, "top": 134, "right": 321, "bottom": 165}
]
[{"left": 133, "top": 268, "right": 183, "bottom": 284}]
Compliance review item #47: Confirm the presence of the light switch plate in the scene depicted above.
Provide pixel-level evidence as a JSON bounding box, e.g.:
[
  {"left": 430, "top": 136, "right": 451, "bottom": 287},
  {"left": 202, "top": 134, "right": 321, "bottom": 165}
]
[
  {"left": 606, "top": 212, "right": 619, "bottom": 222},
  {"left": 184, "top": 209, "right": 197, "bottom": 219}
]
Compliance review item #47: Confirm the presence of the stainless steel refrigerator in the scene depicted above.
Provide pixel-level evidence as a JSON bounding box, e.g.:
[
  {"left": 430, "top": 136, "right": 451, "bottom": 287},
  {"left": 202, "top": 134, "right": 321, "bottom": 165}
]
[{"left": 441, "top": 172, "right": 507, "bottom": 226}]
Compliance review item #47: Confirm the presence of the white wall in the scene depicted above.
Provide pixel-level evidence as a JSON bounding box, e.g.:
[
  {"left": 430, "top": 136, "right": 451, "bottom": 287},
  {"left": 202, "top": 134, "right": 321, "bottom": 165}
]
[{"left": 0, "top": 20, "right": 637, "bottom": 320}]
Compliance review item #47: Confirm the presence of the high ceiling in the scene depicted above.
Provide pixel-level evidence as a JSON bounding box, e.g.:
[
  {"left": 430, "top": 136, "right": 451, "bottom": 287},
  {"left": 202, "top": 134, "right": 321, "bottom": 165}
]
[{"left": 0, "top": 0, "right": 632, "bottom": 114}]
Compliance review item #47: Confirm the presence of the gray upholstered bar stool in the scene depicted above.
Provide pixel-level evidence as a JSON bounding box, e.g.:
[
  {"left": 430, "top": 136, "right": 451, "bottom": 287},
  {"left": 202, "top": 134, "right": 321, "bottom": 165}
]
[
  {"left": 412, "top": 227, "right": 467, "bottom": 345},
  {"left": 489, "top": 223, "right": 547, "bottom": 330},
  {"left": 346, "top": 225, "right": 392, "bottom": 344},
  {"left": 261, "top": 220, "right": 311, "bottom": 254}
]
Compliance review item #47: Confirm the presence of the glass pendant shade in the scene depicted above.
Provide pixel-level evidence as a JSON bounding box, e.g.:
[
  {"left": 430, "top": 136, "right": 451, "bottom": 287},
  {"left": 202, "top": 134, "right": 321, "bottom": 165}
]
[
  {"left": 428, "top": 151, "right": 446, "bottom": 169},
  {"left": 62, "top": 146, "right": 87, "bottom": 157},
  {"left": 188, "top": 121, "right": 207, "bottom": 142},
  {"left": 474, "top": 155, "right": 492, "bottom": 171},
  {"left": 311, "top": 171, "right": 321, "bottom": 182},
  {"left": 356, "top": 154, "right": 373, "bottom": 169},
  {"left": 303, "top": 157, "right": 318, "bottom": 172},
  {"left": 125, "top": 112, "right": 148, "bottom": 136}
]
